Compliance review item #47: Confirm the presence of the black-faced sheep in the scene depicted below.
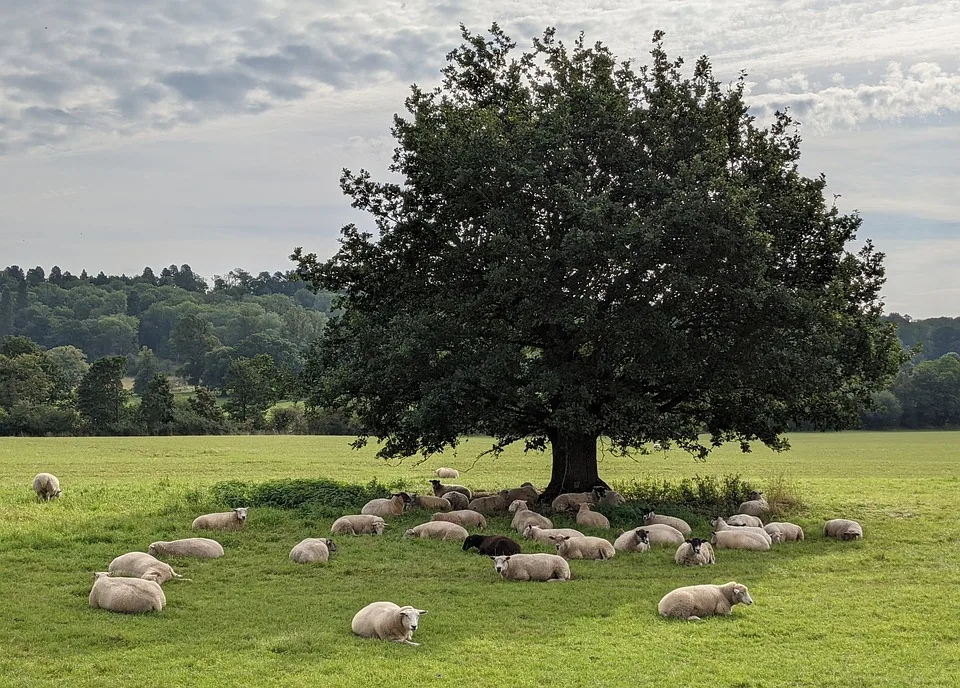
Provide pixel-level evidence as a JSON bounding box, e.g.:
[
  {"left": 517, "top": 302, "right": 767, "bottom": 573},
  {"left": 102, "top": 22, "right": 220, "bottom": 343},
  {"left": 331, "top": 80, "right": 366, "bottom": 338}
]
[
  {"left": 658, "top": 581, "right": 753, "bottom": 621},
  {"left": 824, "top": 518, "right": 863, "bottom": 541},
  {"left": 429, "top": 480, "right": 472, "bottom": 501},
  {"left": 674, "top": 538, "right": 716, "bottom": 566},
  {"left": 32, "top": 473, "right": 62, "bottom": 501},
  {"left": 148, "top": 538, "right": 224, "bottom": 559},
  {"left": 550, "top": 534, "right": 615, "bottom": 560},
  {"left": 492, "top": 553, "right": 570, "bottom": 582},
  {"left": 331, "top": 514, "right": 387, "bottom": 535},
  {"left": 351, "top": 602, "right": 428, "bottom": 646},
  {"left": 430, "top": 509, "right": 487, "bottom": 529},
  {"left": 576, "top": 504, "right": 610, "bottom": 529},
  {"left": 89, "top": 572, "right": 165, "bottom": 614},
  {"left": 192, "top": 507, "right": 248, "bottom": 531},
  {"left": 290, "top": 538, "right": 337, "bottom": 563},
  {"left": 361, "top": 492, "right": 413, "bottom": 518},
  {"left": 404, "top": 521, "right": 469, "bottom": 541},
  {"left": 614, "top": 528, "right": 651, "bottom": 553},
  {"left": 594, "top": 486, "right": 625, "bottom": 507},
  {"left": 462, "top": 534, "right": 521, "bottom": 556}
]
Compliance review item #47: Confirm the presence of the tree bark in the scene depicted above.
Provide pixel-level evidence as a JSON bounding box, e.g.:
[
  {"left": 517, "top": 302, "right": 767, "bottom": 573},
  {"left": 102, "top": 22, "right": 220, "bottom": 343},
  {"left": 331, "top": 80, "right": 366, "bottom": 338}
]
[{"left": 540, "top": 428, "right": 609, "bottom": 504}]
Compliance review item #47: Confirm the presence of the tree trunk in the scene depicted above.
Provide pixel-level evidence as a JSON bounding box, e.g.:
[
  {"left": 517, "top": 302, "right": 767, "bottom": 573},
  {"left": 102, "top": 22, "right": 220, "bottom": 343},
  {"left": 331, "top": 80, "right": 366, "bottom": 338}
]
[{"left": 540, "top": 428, "right": 609, "bottom": 504}]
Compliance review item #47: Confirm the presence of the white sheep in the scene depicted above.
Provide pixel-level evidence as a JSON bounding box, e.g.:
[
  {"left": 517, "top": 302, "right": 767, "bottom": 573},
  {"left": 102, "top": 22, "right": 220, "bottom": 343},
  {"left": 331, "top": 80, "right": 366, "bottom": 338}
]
[
  {"left": 89, "top": 572, "right": 166, "bottom": 614},
  {"left": 764, "top": 522, "right": 804, "bottom": 541},
  {"left": 576, "top": 503, "right": 610, "bottom": 529},
  {"left": 522, "top": 524, "right": 585, "bottom": 545},
  {"left": 434, "top": 467, "right": 459, "bottom": 478},
  {"left": 738, "top": 491, "right": 771, "bottom": 518},
  {"left": 192, "top": 507, "right": 248, "bottom": 531},
  {"left": 658, "top": 582, "right": 753, "bottom": 621},
  {"left": 643, "top": 511, "right": 692, "bottom": 536},
  {"left": 361, "top": 493, "right": 413, "bottom": 518},
  {"left": 429, "top": 480, "right": 472, "bottom": 501},
  {"left": 148, "top": 538, "right": 224, "bottom": 559},
  {"left": 351, "top": 602, "right": 428, "bottom": 646},
  {"left": 331, "top": 514, "right": 387, "bottom": 535},
  {"left": 614, "top": 528, "right": 651, "bottom": 552},
  {"left": 32, "top": 472, "right": 62, "bottom": 502},
  {"left": 290, "top": 538, "right": 337, "bottom": 563},
  {"left": 824, "top": 518, "right": 863, "bottom": 541},
  {"left": 430, "top": 509, "right": 487, "bottom": 529},
  {"left": 674, "top": 538, "right": 716, "bottom": 566},
  {"left": 710, "top": 530, "right": 770, "bottom": 551},
  {"left": 509, "top": 500, "right": 553, "bottom": 532},
  {"left": 550, "top": 534, "right": 615, "bottom": 560},
  {"left": 404, "top": 521, "right": 469, "bottom": 540},
  {"left": 492, "top": 553, "right": 571, "bottom": 582},
  {"left": 411, "top": 494, "right": 452, "bottom": 511},
  {"left": 594, "top": 486, "right": 625, "bottom": 507},
  {"left": 443, "top": 491, "right": 470, "bottom": 510},
  {"left": 550, "top": 490, "right": 597, "bottom": 513},
  {"left": 710, "top": 517, "right": 774, "bottom": 544},
  {"left": 725, "top": 513, "right": 764, "bottom": 528},
  {"left": 621, "top": 524, "right": 685, "bottom": 546},
  {"left": 467, "top": 494, "right": 508, "bottom": 514},
  {"left": 108, "top": 552, "right": 183, "bottom": 584}
]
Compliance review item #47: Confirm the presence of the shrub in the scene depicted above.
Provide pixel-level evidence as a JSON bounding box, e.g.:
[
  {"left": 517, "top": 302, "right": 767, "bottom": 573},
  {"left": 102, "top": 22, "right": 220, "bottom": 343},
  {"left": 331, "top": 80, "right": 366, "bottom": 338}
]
[
  {"left": 269, "top": 406, "right": 304, "bottom": 434},
  {"left": 761, "top": 473, "right": 807, "bottom": 516},
  {"left": 607, "top": 474, "right": 757, "bottom": 519},
  {"left": 208, "top": 478, "right": 398, "bottom": 517}
]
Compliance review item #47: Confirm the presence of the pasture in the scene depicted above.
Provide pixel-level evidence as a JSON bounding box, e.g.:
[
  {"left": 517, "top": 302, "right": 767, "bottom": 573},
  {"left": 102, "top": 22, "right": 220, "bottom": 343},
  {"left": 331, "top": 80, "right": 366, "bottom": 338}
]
[{"left": 0, "top": 432, "right": 957, "bottom": 687}]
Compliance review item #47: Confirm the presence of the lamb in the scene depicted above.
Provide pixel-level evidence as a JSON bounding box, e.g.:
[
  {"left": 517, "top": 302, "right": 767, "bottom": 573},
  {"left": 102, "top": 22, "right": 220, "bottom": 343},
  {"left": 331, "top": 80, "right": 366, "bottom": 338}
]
[
  {"left": 429, "top": 480, "right": 472, "bottom": 501},
  {"left": 108, "top": 552, "right": 183, "bottom": 584},
  {"left": 148, "top": 538, "right": 224, "bottom": 559},
  {"left": 351, "top": 602, "right": 428, "bottom": 646},
  {"left": 550, "top": 490, "right": 597, "bottom": 513},
  {"left": 764, "top": 522, "right": 804, "bottom": 541},
  {"left": 711, "top": 530, "right": 770, "bottom": 551},
  {"left": 824, "top": 518, "right": 863, "bottom": 541},
  {"left": 620, "top": 524, "right": 684, "bottom": 546},
  {"left": 32, "top": 472, "right": 62, "bottom": 501},
  {"left": 467, "top": 494, "right": 509, "bottom": 514},
  {"left": 550, "top": 534, "right": 615, "bottom": 560},
  {"left": 430, "top": 509, "right": 487, "bottom": 529},
  {"left": 89, "top": 572, "right": 166, "bottom": 614},
  {"left": 711, "top": 517, "right": 774, "bottom": 544},
  {"left": 462, "top": 534, "right": 521, "bottom": 556},
  {"left": 434, "top": 467, "right": 459, "bottom": 478},
  {"left": 492, "top": 553, "right": 570, "bottom": 582},
  {"left": 522, "top": 524, "right": 585, "bottom": 545},
  {"left": 738, "top": 491, "right": 771, "bottom": 518},
  {"left": 361, "top": 492, "right": 413, "bottom": 518},
  {"left": 331, "top": 514, "right": 387, "bottom": 535},
  {"left": 726, "top": 513, "right": 764, "bottom": 528},
  {"left": 674, "top": 538, "right": 716, "bottom": 566},
  {"left": 404, "top": 521, "right": 469, "bottom": 541},
  {"left": 658, "top": 581, "right": 753, "bottom": 621},
  {"left": 614, "top": 528, "right": 651, "bottom": 552},
  {"left": 410, "top": 494, "right": 452, "bottom": 512},
  {"left": 498, "top": 483, "right": 539, "bottom": 505},
  {"left": 192, "top": 507, "right": 248, "bottom": 531},
  {"left": 443, "top": 491, "right": 470, "bottom": 510},
  {"left": 509, "top": 500, "right": 553, "bottom": 532},
  {"left": 290, "top": 538, "right": 337, "bottom": 563},
  {"left": 576, "top": 504, "right": 610, "bottom": 529},
  {"left": 643, "top": 511, "right": 692, "bottom": 536}
]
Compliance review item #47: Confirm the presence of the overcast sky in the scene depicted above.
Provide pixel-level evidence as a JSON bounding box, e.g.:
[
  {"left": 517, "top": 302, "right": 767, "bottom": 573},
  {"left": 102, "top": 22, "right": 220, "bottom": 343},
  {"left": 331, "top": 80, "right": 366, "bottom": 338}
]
[{"left": 1, "top": 0, "right": 958, "bottom": 318}]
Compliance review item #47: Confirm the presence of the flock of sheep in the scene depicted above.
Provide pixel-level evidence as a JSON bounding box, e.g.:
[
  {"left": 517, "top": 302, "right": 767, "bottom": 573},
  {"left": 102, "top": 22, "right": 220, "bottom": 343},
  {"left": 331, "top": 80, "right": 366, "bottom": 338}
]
[{"left": 32, "top": 466, "right": 864, "bottom": 644}]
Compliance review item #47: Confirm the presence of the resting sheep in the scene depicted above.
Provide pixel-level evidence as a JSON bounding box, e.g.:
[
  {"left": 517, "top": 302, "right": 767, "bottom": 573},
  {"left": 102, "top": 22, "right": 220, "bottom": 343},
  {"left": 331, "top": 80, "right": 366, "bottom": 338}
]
[
  {"left": 550, "top": 534, "right": 615, "bottom": 560},
  {"left": 738, "top": 491, "right": 771, "bottom": 518},
  {"left": 32, "top": 472, "right": 62, "bottom": 502},
  {"left": 726, "top": 514, "right": 764, "bottom": 528},
  {"left": 492, "top": 554, "right": 570, "bottom": 582},
  {"left": 290, "top": 538, "right": 337, "bottom": 563},
  {"left": 410, "top": 494, "right": 452, "bottom": 512},
  {"left": 594, "top": 486, "right": 625, "bottom": 507},
  {"left": 711, "top": 530, "right": 770, "bottom": 551},
  {"left": 467, "top": 494, "right": 509, "bottom": 514},
  {"left": 621, "top": 524, "right": 684, "bottom": 546},
  {"left": 462, "top": 534, "right": 521, "bottom": 556},
  {"left": 824, "top": 518, "right": 863, "bottom": 541},
  {"left": 90, "top": 572, "right": 166, "bottom": 614},
  {"left": 192, "top": 507, "right": 248, "bottom": 531},
  {"left": 108, "top": 552, "right": 183, "bottom": 584},
  {"left": 523, "top": 524, "right": 585, "bottom": 546},
  {"left": 614, "top": 528, "right": 651, "bottom": 552},
  {"left": 443, "top": 491, "right": 470, "bottom": 510},
  {"left": 576, "top": 504, "right": 610, "bottom": 529},
  {"left": 430, "top": 509, "right": 487, "bottom": 529},
  {"left": 331, "top": 514, "right": 387, "bottom": 535},
  {"left": 674, "top": 538, "right": 716, "bottom": 566},
  {"left": 499, "top": 483, "right": 539, "bottom": 505},
  {"left": 352, "top": 602, "right": 428, "bottom": 646},
  {"left": 430, "top": 480, "right": 472, "bottom": 501},
  {"left": 551, "top": 490, "right": 597, "bottom": 514},
  {"left": 404, "top": 521, "right": 469, "bottom": 541},
  {"left": 361, "top": 493, "right": 412, "bottom": 518},
  {"left": 148, "top": 538, "right": 224, "bottom": 559},
  {"left": 509, "top": 500, "right": 553, "bottom": 532},
  {"left": 711, "top": 517, "right": 774, "bottom": 544},
  {"left": 643, "top": 511, "right": 692, "bottom": 536},
  {"left": 434, "top": 467, "right": 459, "bottom": 478},
  {"left": 658, "top": 582, "right": 753, "bottom": 621},
  {"left": 764, "top": 522, "right": 804, "bottom": 541}
]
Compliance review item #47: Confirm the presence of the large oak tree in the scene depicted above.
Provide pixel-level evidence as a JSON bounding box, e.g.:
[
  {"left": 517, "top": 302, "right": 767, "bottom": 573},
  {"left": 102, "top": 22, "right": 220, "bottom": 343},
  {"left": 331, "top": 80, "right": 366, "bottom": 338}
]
[{"left": 294, "top": 26, "right": 907, "bottom": 500}]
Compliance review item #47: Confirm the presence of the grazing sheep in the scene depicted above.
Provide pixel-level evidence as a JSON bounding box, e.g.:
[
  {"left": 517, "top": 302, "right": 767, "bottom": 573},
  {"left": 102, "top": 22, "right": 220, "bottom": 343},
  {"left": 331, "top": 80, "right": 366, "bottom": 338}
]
[
  {"left": 824, "top": 518, "right": 863, "bottom": 541},
  {"left": 499, "top": 483, "right": 539, "bottom": 505},
  {"left": 738, "top": 491, "right": 771, "bottom": 518},
  {"left": 32, "top": 473, "right": 62, "bottom": 502},
  {"left": 551, "top": 490, "right": 597, "bottom": 513},
  {"left": 643, "top": 511, "right": 692, "bottom": 536},
  {"left": 192, "top": 507, "right": 248, "bottom": 531},
  {"left": 614, "top": 528, "right": 651, "bottom": 552},
  {"left": 576, "top": 503, "right": 611, "bottom": 529},
  {"left": 89, "top": 572, "right": 166, "bottom": 614},
  {"left": 658, "top": 582, "right": 753, "bottom": 621},
  {"left": 148, "top": 538, "right": 224, "bottom": 559},
  {"left": 361, "top": 492, "right": 413, "bottom": 518},
  {"left": 594, "top": 486, "right": 625, "bottom": 507},
  {"left": 430, "top": 509, "right": 487, "bottom": 529},
  {"left": 467, "top": 494, "right": 509, "bottom": 514},
  {"left": 352, "top": 602, "right": 428, "bottom": 646},
  {"left": 550, "top": 535, "right": 615, "bottom": 560},
  {"left": 331, "top": 514, "right": 387, "bottom": 536},
  {"left": 764, "top": 522, "right": 804, "bottom": 542},
  {"left": 675, "top": 538, "right": 716, "bottom": 566},
  {"left": 726, "top": 514, "right": 764, "bottom": 528},
  {"left": 410, "top": 494, "right": 452, "bottom": 512},
  {"left": 434, "top": 467, "right": 459, "bottom": 478},
  {"left": 711, "top": 517, "right": 774, "bottom": 544},
  {"left": 509, "top": 500, "right": 553, "bottom": 532},
  {"left": 443, "top": 491, "right": 470, "bottom": 510},
  {"left": 108, "top": 552, "right": 183, "bottom": 584},
  {"left": 290, "top": 538, "right": 337, "bottom": 564},
  {"left": 621, "top": 524, "right": 684, "bottom": 546},
  {"left": 711, "top": 530, "right": 770, "bottom": 551},
  {"left": 404, "top": 521, "right": 469, "bottom": 541},
  {"left": 522, "top": 524, "right": 585, "bottom": 545},
  {"left": 462, "top": 534, "right": 521, "bottom": 556},
  {"left": 429, "top": 480, "right": 472, "bottom": 501},
  {"left": 492, "top": 553, "right": 570, "bottom": 582}
]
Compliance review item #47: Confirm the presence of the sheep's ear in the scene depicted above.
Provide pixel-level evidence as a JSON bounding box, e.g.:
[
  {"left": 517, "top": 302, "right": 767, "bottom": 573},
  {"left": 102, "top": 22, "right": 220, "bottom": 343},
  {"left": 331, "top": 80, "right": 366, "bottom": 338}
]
[{"left": 417, "top": 609, "right": 428, "bottom": 615}]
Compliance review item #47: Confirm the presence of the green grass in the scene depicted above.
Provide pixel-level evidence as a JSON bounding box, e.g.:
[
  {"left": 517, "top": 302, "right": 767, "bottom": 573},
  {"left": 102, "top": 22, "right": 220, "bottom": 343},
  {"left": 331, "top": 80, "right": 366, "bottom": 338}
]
[{"left": 1, "top": 432, "right": 958, "bottom": 687}]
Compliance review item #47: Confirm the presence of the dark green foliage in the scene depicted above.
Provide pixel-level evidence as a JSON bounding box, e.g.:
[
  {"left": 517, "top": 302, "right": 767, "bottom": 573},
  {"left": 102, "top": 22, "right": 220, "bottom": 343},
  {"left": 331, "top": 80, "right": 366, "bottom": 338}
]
[
  {"left": 187, "top": 386, "right": 226, "bottom": 424},
  {"left": 208, "top": 477, "right": 393, "bottom": 516},
  {"left": 603, "top": 474, "right": 757, "bottom": 520},
  {"left": 0, "top": 288, "right": 12, "bottom": 337},
  {"left": 171, "top": 314, "right": 221, "bottom": 385},
  {"left": 76, "top": 356, "right": 128, "bottom": 433},
  {"left": 893, "top": 354, "right": 960, "bottom": 427},
  {"left": 223, "top": 354, "right": 278, "bottom": 426},
  {"left": 132, "top": 346, "right": 161, "bottom": 396},
  {"left": 139, "top": 373, "right": 174, "bottom": 434}
]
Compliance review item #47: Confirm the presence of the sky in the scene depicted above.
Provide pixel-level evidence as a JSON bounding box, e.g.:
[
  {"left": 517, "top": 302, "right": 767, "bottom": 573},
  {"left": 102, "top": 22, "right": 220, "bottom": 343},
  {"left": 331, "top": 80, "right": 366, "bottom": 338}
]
[{"left": 1, "top": 0, "right": 958, "bottom": 319}]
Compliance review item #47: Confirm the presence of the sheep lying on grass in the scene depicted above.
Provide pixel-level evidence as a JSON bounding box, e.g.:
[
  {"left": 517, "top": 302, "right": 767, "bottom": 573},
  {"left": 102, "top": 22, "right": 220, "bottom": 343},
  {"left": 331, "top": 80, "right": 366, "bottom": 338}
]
[
  {"left": 614, "top": 528, "right": 651, "bottom": 552},
  {"left": 643, "top": 511, "right": 691, "bottom": 536},
  {"left": 430, "top": 480, "right": 472, "bottom": 501},
  {"left": 290, "top": 538, "right": 337, "bottom": 563},
  {"left": 443, "top": 491, "right": 469, "bottom": 510},
  {"left": 621, "top": 524, "right": 684, "bottom": 546},
  {"left": 431, "top": 510, "right": 487, "bottom": 529},
  {"left": 499, "top": 483, "right": 539, "bottom": 505},
  {"left": 523, "top": 524, "right": 585, "bottom": 545},
  {"left": 711, "top": 517, "right": 774, "bottom": 544},
  {"left": 594, "top": 487, "right": 625, "bottom": 507},
  {"left": 824, "top": 518, "right": 863, "bottom": 541},
  {"left": 404, "top": 521, "right": 469, "bottom": 541},
  {"left": 492, "top": 554, "right": 570, "bottom": 582},
  {"left": 361, "top": 493, "right": 412, "bottom": 517},
  {"left": 462, "top": 534, "right": 521, "bottom": 556},
  {"left": 658, "top": 582, "right": 753, "bottom": 621},
  {"left": 550, "top": 490, "right": 597, "bottom": 513},
  {"left": 764, "top": 522, "right": 804, "bottom": 541},
  {"left": 352, "top": 602, "right": 428, "bottom": 646},
  {"left": 576, "top": 504, "right": 610, "bottom": 529},
  {"left": 726, "top": 514, "right": 763, "bottom": 528},
  {"left": 738, "top": 491, "right": 771, "bottom": 518},
  {"left": 467, "top": 494, "right": 508, "bottom": 514},
  {"left": 192, "top": 507, "right": 248, "bottom": 531},
  {"left": 550, "top": 534, "right": 615, "bottom": 560},
  {"left": 674, "top": 538, "right": 716, "bottom": 566},
  {"left": 509, "top": 500, "right": 552, "bottom": 532},
  {"left": 148, "top": 538, "right": 224, "bottom": 559},
  {"left": 410, "top": 494, "right": 451, "bottom": 511},
  {"left": 434, "top": 467, "right": 459, "bottom": 478},
  {"left": 711, "top": 530, "right": 770, "bottom": 551},
  {"left": 331, "top": 514, "right": 387, "bottom": 535},
  {"left": 89, "top": 572, "right": 165, "bottom": 614},
  {"left": 32, "top": 473, "right": 62, "bottom": 502},
  {"left": 108, "top": 552, "right": 183, "bottom": 584}
]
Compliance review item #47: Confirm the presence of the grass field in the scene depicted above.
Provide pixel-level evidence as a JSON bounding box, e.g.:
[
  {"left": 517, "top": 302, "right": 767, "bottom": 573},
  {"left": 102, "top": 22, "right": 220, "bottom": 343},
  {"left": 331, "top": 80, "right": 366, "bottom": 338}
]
[{"left": 1, "top": 432, "right": 958, "bottom": 687}]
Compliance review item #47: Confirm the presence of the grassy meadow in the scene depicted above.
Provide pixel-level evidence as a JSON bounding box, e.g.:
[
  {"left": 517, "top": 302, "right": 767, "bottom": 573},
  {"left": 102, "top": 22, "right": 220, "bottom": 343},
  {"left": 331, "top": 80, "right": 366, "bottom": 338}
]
[{"left": 0, "top": 432, "right": 958, "bottom": 687}]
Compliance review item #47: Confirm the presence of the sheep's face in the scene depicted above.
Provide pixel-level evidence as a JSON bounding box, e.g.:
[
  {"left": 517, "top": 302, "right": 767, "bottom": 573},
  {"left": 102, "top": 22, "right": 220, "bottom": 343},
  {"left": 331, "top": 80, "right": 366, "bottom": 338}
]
[
  {"left": 635, "top": 530, "right": 649, "bottom": 545},
  {"left": 463, "top": 535, "right": 483, "bottom": 551},
  {"left": 687, "top": 538, "right": 705, "bottom": 554},
  {"left": 841, "top": 530, "right": 861, "bottom": 541},
  {"left": 54, "top": 489, "right": 63, "bottom": 498},
  {"left": 233, "top": 508, "right": 248, "bottom": 522},
  {"left": 93, "top": 571, "right": 109, "bottom": 580},
  {"left": 732, "top": 585, "right": 753, "bottom": 605},
  {"left": 770, "top": 531, "right": 783, "bottom": 544},
  {"left": 399, "top": 607, "right": 427, "bottom": 632},
  {"left": 147, "top": 544, "right": 161, "bottom": 556},
  {"left": 324, "top": 539, "right": 337, "bottom": 552},
  {"left": 492, "top": 555, "right": 511, "bottom": 575},
  {"left": 141, "top": 569, "right": 164, "bottom": 583},
  {"left": 508, "top": 500, "right": 527, "bottom": 514},
  {"left": 430, "top": 480, "right": 441, "bottom": 489},
  {"left": 523, "top": 525, "right": 535, "bottom": 538},
  {"left": 748, "top": 491, "right": 764, "bottom": 501},
  {"left": 710, "top": 532, "right": 719, "bottom": 545}
]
